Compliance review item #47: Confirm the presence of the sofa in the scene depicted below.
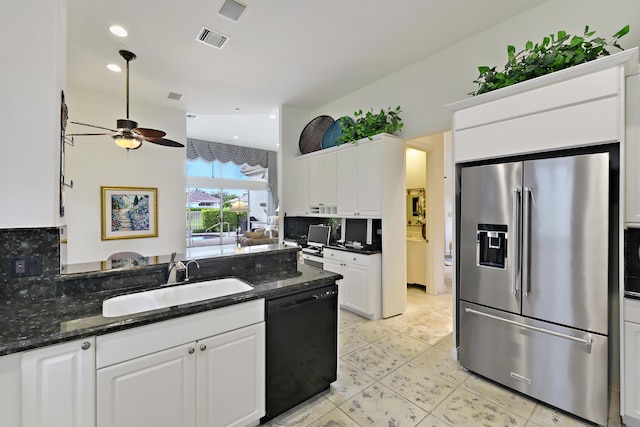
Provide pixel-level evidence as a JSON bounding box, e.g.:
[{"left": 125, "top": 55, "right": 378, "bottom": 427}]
[{"left": 238, "top": 216, "right": 279, "bottom": 246}]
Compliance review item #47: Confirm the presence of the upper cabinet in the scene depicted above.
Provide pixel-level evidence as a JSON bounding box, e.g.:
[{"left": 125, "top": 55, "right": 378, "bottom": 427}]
[
  {"left": 307, "top": 151, "right": 337, "bottom": 215},
  {"left": 297, "top": 135, "right": 394, "bottom": 218},
  {"left": 626, "top": 72, "right": 640, "bottom": 225},
  {"left": 337, "top": 140, "right": 383, "bottom": 217}
]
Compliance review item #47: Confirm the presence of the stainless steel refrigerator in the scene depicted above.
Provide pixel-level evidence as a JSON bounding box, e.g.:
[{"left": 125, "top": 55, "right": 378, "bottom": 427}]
[{"left": 458, "top": 150, "right": 613, "bottom": 426}]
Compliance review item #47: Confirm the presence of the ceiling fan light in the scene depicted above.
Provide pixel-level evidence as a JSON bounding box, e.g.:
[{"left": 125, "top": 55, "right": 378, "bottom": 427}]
[{"left": 113, "top": 135, "right": 142, "bottom": 150}]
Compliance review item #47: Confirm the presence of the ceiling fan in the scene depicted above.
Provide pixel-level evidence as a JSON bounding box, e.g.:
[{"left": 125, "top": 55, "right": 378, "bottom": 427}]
[{"left": 68, "top": 50, "right": 184, "bottom": 150}]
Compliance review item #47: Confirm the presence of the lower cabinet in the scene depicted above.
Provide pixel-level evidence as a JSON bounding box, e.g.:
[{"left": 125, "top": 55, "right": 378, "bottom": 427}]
[
  {"left": 323, "top": 249, "right": 381, "bottom": 319},
  {"left": 96, "top": 300, "right": 265, "bottom": 427},
  {"left": 196, "top": 324, "right": 266, "bottom": 427},
  {"left": 21, "top": 338, "right": 96, "bottom": 427},
  {"left": 97, "top": 342, "right": 196, "bottom": 427},
  {"left": 625, "top": 298, "right": 640, "bottom": 427}
]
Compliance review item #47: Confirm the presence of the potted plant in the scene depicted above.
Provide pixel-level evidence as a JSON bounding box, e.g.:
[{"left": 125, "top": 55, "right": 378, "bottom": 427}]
[
  {"left": 336, "top": 105, "right": 403, "bottom": 145},
  {"left": 470, "top": 25, "right": 630, "bottom": 96}
]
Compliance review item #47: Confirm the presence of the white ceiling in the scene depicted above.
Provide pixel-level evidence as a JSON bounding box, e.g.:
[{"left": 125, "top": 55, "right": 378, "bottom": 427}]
[{"left": 67, "top": 0, "right": 547, "bottom": 150}]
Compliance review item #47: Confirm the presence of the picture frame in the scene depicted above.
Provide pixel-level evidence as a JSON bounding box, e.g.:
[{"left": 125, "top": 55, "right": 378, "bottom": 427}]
[{"left": 101, "top": 186, "right": 158, "bottom": 240}]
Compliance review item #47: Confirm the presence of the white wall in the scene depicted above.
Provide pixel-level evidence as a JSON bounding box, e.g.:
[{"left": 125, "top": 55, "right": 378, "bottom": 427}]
[
  {"left": 0, "top": 0, "right": 66, "bottom": 228},
  {"left": 310, "top": 0, "right": 640, "bottom": 139},
  {"left": 65, "top": 85, "right": 186, "bottom": 263}
]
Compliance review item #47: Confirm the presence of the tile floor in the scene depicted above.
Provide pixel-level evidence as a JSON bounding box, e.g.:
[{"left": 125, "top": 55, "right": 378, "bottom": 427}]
[{"left": 264, "top": 279, "right": 623, "bottom": 427}]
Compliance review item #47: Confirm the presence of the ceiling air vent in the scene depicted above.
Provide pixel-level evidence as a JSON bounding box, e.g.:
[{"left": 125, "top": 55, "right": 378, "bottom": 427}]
[{"left": 196, "top": 26, "right": 229, "bottom": 49}]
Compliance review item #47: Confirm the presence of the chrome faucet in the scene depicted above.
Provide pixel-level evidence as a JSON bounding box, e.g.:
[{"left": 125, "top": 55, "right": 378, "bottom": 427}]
[
  {"left": 185, "top": 260, "right": 200, "bottom": 281},
  {"left": 166, "top": 252, "right": 186, "bottom": 285}
]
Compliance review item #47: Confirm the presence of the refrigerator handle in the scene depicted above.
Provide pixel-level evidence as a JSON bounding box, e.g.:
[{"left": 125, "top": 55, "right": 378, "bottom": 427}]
[
  {"left": 522, "top": 187, "right": 531, "bottom": 296},
  {"left": 511, "top": 187, "right": 521, "bottom": 295}
]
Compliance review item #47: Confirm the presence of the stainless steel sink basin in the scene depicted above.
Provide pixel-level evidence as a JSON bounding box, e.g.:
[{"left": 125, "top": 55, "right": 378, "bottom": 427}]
[{"left": 102, "top": 278, "right": 253, "bottom": 317}]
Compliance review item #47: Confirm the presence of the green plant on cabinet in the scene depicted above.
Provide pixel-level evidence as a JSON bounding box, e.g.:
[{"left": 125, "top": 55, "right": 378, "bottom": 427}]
[
  {"left": 470, "top": 24, "right": 630, "bottom": 96},
  {"left": 336, "top": 105, "right": 403, "bottom": 145}
]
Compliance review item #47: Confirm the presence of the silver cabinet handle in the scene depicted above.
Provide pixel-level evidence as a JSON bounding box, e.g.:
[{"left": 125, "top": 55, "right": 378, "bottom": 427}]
[
  {"left": 512, "top": 188, "right": 521, "bottom": 295},
  {"left": 81, "top": 342, "right": 91, "bottom": 350},
  {"left": 188, "top": 347, "right": 195, "bottom": 354},
  {"left": 522, "top": 187, "right": 531, "bottom": 296},
  {"left": 200, "top": 344, "right": 207, "bottom": 351},
  {"left": 465, "top": 307, "right": 592, "bottom": 346}
]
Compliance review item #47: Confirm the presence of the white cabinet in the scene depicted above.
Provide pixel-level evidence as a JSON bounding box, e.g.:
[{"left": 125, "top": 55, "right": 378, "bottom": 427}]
[
  {"left": 0, "top": 353, "right": 22, "bottom": 427},
  {"left": 336, "top": 140, "right": 383, "bottom": 217},
  {"left": 336, "top": 147, "right": 359, "bottom": 216},
  {"left": 356, "top": 140, "right": 383, "bottom": 216},
  {"left": 323, "top": 248, "right": 381, "bottom": 319},
  {"left": 323, "top": 257, "right": 345, "bottom": 306},
  {"left": 96, "top": 300, "right": 265, "bottom": 427},
  {"left": 22, "top": 338, "right": 95, "bottom": 427},
  {"left": 624, "top": 298, "right": 640, "bottom": 427},
  {"left": 407, "top": 239, "right": 428, "bottom": 287},
  {"left": 197, "top": 323, "right": 265, "bottom": 427},
  {"left": 295, "top": 157, "right": 310, "bottom": 215},
  {"left": 307, "top": 151, "right": 337, "bottom": 215},
  {"left": 97, "top": 342, "right": 196, "bottom": 427},
  {"left": 626, "top": 73, "right": 640, "bottom": 224}
]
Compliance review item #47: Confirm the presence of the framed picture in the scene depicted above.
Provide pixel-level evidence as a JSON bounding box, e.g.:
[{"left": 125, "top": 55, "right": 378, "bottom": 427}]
[{"left": 101, "top": 186, "right": 158, "bottom": 240}]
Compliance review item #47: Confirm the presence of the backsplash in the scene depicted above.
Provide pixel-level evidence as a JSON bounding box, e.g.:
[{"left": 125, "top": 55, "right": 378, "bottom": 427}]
[{"left": 0, "top": 227, "right": 61, "bottom": 301}]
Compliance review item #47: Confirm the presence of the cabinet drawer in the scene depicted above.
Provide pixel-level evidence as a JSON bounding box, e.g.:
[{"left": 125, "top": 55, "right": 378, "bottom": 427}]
[
  {"left": 323, "top": 249, "right": 345, "bottom": 262},
  {"left": 345, "top": 253, "right": 370, "bottom": 267},
  {"left": 625, "top": 297, "right": 640, "bottom": 323},
  {"left": 97, "top": 299, "right": 264, "bottom": 369}
]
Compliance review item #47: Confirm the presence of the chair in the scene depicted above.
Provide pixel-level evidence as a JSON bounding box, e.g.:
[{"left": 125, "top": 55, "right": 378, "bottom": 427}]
[{"left": 107, "top": 251, "right": 143, "bottom": 261}]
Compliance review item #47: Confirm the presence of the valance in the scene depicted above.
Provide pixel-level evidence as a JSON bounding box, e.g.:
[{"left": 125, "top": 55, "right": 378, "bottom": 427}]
[
  {"left": 187, "top": 138, "right": 278, "bottom": 207},
  {"left": 187, "top": 138, "right": 269, "bottom": 168}
]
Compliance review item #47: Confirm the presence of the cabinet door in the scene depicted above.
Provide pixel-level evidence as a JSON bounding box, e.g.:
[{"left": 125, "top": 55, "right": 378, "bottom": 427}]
[
  {"left": 357, "top": 141, "right": 383, "bottom": 216},
  {"left": 22, "top": 338, "right": 95, "bottom": 427},
  {"left": 336, "top": 147, "right": 359, "bottom": 216},
  {"left": 343, "top": 263, "right": 370, "bottom": 315},
  {"left": 308, "top": 152, "right": 336, "bottom": 207},
  {"left": 626, "top": 74, "right": 640, "bottom": 224},
  {"left": 196, "top": 323, "right": 265, "bottom": 427},
  {"left": 625, "top": 321, "right": 640, "bottom": 422},
  {"left": 323, "top": 259, "right": 345, "bottom": 306},
  {"left": 97, "top": 342, "right": 196, "bottom": 427},
  {"left": 296, "top": 157, "right": 310, "bottom": 215}
]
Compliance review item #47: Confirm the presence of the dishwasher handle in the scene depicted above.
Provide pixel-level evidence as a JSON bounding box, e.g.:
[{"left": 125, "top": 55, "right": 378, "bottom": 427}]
[{"left": 267, "top": 285, "right": 338, "bottom": 313}]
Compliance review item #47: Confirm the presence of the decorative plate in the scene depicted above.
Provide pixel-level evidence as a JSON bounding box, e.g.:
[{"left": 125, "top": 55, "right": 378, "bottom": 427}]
[
  {"left": 299, "top": 115, "right": 333, "bottom": 154},
  {"left": 321, "top": 117, "right": 353, "bottom": 149}
]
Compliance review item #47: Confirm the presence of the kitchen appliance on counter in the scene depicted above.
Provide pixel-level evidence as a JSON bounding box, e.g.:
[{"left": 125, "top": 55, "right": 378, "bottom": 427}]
[
  {"left": 458, "top": 147, "right": 617, "bottom": 426},
  {"left": 262, "top": 284, "right": 338, "bottom": 422}
]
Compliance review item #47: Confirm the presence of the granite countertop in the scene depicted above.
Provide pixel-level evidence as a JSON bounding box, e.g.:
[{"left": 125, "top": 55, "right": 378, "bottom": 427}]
[{"left": 0, "top": 262, "right": 340, "bottom": 357}]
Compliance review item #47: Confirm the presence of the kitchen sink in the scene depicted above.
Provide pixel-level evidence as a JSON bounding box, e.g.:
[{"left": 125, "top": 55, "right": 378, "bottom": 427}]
[{"left": 102, "top": 278, "right": 254, "bottom": 317}]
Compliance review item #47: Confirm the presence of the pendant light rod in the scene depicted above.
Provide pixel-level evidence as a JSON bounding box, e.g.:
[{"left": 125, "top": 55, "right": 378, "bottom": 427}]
[{"left": 118, "top": 50, "right": 137, "bottom": 120}]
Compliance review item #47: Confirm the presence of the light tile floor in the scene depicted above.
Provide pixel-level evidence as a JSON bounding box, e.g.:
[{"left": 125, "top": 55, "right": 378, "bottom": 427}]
[{"left": 264, "top": 281, "right": 623, "bottom": 427}]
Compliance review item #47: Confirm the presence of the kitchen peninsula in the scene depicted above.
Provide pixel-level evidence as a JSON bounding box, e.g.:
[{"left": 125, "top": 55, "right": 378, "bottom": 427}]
[{"left": 0, "top": 243, "right": 341, "bottom": 427}]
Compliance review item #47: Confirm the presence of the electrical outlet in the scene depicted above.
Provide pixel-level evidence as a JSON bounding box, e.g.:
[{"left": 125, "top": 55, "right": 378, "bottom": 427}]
[{"left": 11, "top": 256, "right": 42, "bottom": 277}]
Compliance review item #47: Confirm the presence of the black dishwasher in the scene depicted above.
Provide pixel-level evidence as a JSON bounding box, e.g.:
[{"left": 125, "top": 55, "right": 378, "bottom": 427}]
[{"left": 262, "top": 284, "right": 338, "bottom": 422}]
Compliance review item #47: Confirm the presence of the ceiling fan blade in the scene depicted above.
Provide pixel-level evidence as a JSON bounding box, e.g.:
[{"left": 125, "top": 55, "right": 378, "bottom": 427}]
[
  {"left": 133, "top": 127, "right": 166, "bottom": 139},
  {"left": 69, "top": 121, "right": 116, "bottom": 133},
  {"left": 67, "top": 132, "right": 111, "bottom": 136},
  {"left": 146, "top": 137, "right": 185, "bottom": 148}
]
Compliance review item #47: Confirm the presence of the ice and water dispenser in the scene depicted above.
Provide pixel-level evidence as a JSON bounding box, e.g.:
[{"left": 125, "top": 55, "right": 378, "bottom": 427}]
[{"left": 476, "top": 224, "right": 508, "bottom": 269}]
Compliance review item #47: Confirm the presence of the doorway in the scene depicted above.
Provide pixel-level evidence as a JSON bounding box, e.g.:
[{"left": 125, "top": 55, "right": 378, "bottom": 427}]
[{"left": 405, "top": 132, "right": 453, "bottom": 300}]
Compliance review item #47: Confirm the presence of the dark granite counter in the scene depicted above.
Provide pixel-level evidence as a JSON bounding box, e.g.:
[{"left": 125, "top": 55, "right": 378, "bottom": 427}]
[
  {"left": 324, "top": 244, "right": 382, "bottom": 255},
  {"left": 0, "top": 245, "right": 341, "bottom": 357}
]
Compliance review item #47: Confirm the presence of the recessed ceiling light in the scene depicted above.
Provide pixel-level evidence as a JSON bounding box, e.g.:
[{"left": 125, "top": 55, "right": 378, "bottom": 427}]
[
  {"left": 269, "top": 114, "right": 277, "bottom": 119},
  {"left": 107, "top": 64, "right": 121, "bottom": 72},
  {"left": 109, "top": 25, "right": 128, "bottom": 37},
  {"left": 233, "top": 136, "right": 239, "bottom": 139}
]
